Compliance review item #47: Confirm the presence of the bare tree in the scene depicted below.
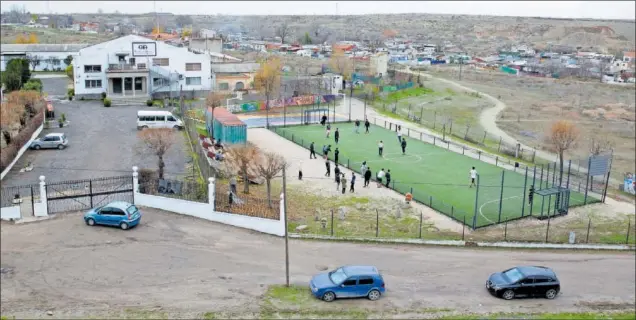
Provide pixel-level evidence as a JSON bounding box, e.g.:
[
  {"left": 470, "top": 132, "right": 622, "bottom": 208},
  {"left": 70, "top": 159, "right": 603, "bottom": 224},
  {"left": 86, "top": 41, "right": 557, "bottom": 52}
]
[
  {"left": 276, "top": 22, "right": 292, "bottom": 44},
  {"left": 254, "top": 57, "right": 282, "bottom": 127},
  {"left": 224, "top": 144, "right": 259, "bottom": 194},
  {"left": 255, "top": 151, "right": 287, "bottom": 207},
  {"left": 547, "top": 120, "right": 580, "bottom": 186},
  {"left": 589, "top": 135, "right": 614, "bottom": 156},
  {"left": 137, "top": 129, "right": 176, "bottom": 179},
  {"left": 28, "top": 55, "right": 40, "bottom": 71},
  {"left": 205, "top": 92, "right": 226, "bottom": 139}
]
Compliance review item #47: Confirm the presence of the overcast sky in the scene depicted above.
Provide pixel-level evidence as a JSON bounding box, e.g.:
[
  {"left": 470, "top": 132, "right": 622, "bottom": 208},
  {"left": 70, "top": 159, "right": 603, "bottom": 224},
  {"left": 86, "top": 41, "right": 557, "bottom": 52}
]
[{"left": 1, "top": 1, "right": 635, "bottom": 19}]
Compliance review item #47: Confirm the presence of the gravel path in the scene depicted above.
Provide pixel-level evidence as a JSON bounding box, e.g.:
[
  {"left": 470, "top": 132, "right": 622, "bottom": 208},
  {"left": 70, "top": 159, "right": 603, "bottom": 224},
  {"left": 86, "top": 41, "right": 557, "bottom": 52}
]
[{"left": 1, "top": 209, "right": 634, "bottom": 318}]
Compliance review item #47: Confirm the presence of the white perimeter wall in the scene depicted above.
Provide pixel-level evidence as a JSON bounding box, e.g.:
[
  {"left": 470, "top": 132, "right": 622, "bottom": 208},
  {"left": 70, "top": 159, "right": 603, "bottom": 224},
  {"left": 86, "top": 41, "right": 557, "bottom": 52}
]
[{"left": 1, "top": 123, "right": 43, "bottom": 180}]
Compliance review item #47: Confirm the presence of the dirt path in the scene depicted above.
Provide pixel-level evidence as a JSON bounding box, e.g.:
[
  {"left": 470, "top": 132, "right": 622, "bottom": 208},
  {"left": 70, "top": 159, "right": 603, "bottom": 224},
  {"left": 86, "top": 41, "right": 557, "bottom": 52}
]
[{"left": 2, "top": 210, "right": 635, "bottom": 319}]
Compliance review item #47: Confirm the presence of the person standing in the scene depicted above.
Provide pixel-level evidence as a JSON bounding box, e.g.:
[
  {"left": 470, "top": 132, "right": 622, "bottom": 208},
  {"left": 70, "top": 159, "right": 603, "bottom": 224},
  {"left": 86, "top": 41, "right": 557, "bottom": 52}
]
[
  {"left": 364, "top": 167, "right": 372, "bottom": 187},
  {"left": 378, "top": 140, "right": 384, "bottom": 156},
  {"left": 334, "top": 165, "right": 341, "bottom": 186},
  {"left": 325, "top": 156, "right": 331, "bottom": 177},
  {"left": 298, "top": 160, "right": 303, "bottom": 180},
  {"left": 326, "top": 123, "right": 331, "bottom": 138},
  {"left": 385, "top": 169, "right": 391, "bottom": 188},
  {"left": 334, "top": 147, "right": 340, "bottom": 164},
  {"left": 364, "top": 118, "right": 370, "bottom": 134},
  {"left": 360, "top": 161, "right": 367, "bottom": 175},
  {"left": 397, "top": 127, "right": 402, "bottom": 143},
  {"left": 350, "top": 173, "right": 356, "bottom": 193},
  {"left": 469, "top": 166, "right": 477, "bottom": 188},
  {"left": 309, "top": 142, "right": 317, "bottom": 159},
  {"left": 401, "top": 138, "right": 407, "bottom": 155},
  {"left": 321, "top": 114, "right": 327, "bottom": 126},
  {"left": 334, "top": 128, "right": 340, "bottom": 144},
  {"left": 355, "top": 119, "right": 360, "bottom": 133},
  {"left": 340, "top": 174, "right": 347, "bottom": 194},
  {"left": 377, "top": 168, "right": 385, "bottom": 187}
]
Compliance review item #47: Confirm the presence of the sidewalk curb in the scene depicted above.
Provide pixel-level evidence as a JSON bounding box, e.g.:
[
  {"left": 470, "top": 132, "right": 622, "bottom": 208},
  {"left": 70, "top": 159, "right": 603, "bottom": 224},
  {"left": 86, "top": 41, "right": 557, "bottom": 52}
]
[{"left": 289, "top": 233, "right": 635, "bottom": 251}]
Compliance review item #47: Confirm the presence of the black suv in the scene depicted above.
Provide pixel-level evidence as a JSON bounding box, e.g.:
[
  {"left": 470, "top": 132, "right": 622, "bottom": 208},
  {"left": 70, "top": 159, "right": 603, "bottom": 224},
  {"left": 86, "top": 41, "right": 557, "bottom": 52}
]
[{"left": 486, "top": 266, "right": 560, "bottom": 300}]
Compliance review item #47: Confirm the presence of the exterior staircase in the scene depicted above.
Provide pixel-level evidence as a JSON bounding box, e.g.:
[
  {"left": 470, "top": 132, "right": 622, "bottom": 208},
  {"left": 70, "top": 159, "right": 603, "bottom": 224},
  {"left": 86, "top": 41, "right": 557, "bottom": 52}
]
[{"left": 109, "top": 96, "right": 149, "bottom": 107}]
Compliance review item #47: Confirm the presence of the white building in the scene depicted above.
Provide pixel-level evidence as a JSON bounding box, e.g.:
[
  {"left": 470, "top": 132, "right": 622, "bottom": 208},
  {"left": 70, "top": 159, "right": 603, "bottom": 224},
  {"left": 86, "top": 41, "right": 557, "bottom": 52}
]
[
  {"left": 1, "top": 44, "right": 88, "bottom": 72},
  {"left": 369, "top": 52, "right": 388, "bottom": 77},
  {"left": 73, "top": 35, "right": 212, "bottom": 99}
]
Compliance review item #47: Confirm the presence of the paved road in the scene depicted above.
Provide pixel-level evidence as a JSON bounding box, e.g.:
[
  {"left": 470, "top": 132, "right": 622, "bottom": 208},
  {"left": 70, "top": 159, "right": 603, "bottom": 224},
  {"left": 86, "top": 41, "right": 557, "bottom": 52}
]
[{"left": 1, "top": 209, "right": 634, "bottom": 318}]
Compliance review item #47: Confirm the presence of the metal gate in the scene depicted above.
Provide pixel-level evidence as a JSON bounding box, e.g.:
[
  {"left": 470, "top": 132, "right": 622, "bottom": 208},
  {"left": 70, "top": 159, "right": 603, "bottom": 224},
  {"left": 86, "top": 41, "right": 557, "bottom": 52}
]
[
  {"left": 0, "top": 184, "right": 41, "bottom": 218},
  {"left": 46, "top": 175, "right": 134, "bottom": 214}
]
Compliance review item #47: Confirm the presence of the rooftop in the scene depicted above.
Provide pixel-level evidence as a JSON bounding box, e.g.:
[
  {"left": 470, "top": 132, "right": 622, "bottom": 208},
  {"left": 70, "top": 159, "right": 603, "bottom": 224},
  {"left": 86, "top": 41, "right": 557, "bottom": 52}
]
[
  {"left": 0, "top": 43, "right": 89, "bottom": 53},
  {"left": 211, "top": 62, "right": 260, "bottom": 74}
]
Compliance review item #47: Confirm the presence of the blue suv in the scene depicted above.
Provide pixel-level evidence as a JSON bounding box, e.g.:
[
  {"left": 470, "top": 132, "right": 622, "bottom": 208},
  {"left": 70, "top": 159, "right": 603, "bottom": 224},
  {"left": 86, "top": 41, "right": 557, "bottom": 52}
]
[{"left": 310, "top": 265, "right": 386, "bottom": 302}]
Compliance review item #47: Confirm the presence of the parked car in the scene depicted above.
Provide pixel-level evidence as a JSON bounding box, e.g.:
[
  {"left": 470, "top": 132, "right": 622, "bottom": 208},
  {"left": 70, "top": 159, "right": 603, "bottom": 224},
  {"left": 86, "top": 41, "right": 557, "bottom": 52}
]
[
  {"left": 30, "top": 133, "right": 68, "bottom": 150},
  {"left": 310, "top": 265, "right": 386, "bottom": 302},
  {"left": 486, "top": 266, "right": 560, "bottom": 300},
  {"left": 83, "top": 201, "right": 142, "bottom": 230}
]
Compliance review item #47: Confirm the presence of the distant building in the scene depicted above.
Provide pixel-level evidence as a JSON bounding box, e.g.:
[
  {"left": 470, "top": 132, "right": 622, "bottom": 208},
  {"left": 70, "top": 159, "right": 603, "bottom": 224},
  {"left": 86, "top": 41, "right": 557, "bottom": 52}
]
[
  {"left": 211, "top": 62, "right": 259, "bottom": 93},
  {"left": 189, "top": 37, "right": 223, "bottom": 53},
  {"left": 369, "top": 52, "right": 388, "bottom": 77},
  {"left": 0, "top": 43, "right": 88, "bottom": 72},
  {"left": 73, "top": 35, "right": 212, "bottom": 99}
]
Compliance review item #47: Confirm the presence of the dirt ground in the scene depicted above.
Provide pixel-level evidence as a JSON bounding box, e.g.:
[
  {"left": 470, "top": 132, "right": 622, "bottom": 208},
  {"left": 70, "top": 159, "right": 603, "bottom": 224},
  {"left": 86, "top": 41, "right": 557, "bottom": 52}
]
[
  {"left": 1, "top": 209, "right": 635, "bottom": 319},
  {"left": 428, "top": 66, "right": 636, "bottom": 181}
]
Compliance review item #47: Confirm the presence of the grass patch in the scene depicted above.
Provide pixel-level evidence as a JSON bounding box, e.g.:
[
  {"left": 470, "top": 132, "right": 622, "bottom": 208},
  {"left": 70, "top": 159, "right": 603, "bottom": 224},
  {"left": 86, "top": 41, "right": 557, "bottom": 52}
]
[{"left": 438, "top": 311, "right": 636, "bottom": 320}]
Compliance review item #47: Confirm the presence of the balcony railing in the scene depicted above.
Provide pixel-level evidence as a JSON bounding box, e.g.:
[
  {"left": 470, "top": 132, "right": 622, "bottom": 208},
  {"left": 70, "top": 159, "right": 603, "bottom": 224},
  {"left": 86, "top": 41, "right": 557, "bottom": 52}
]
[{"left": 107, "top": 64, "right": 148, "bottom": 72}]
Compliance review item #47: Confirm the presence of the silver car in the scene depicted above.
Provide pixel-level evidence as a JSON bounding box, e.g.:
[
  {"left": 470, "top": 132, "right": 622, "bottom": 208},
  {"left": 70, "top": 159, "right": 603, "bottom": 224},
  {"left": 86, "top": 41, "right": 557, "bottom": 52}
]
[{"left": 30, "top": 133, "right": 68, "bottom": 150}]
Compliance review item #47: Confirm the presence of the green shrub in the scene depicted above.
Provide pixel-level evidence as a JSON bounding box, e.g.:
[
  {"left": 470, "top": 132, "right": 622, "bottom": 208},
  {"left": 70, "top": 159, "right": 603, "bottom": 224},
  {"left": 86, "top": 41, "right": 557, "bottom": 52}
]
[
  {"left": 67, "top": 88, "right": 74, "bottom": 97},
  {"left": 22, "top": 79, "right": 43, "bottom": 92},
  {"left": 101, "top": 92, "right": 107, "bottom": 100},
  {"left": 103, "top": 98, "right": 112, "bottom": 107},
  {"left": 146, "top": 99, "right": 153, "bottom": 106},
  {"left": 152, "top": 100, "right": 163, "bottom": 107}
]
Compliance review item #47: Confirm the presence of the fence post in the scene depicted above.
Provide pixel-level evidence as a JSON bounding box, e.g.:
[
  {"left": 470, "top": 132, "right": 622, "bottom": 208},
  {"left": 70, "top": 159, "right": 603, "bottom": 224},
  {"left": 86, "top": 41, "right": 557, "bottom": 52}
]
[
  {"left": 433, "top": 111, "right": 436, "bottom": 129},
  {"left": 496, "top": 156, "right": 499, "bottom": 166},
  {"left": 420, "top": 132, "right": 422, "bottom": 140},
  {"left": 208, "top": 177, "right": 215, "bottom": 206},
  {"left": 498, "top": 170, "right": 505, "bottom": 223},
  {"left": 478, "top": 151, "right": 481, "bottom": 160},
  {"left": 462, "top": 216, "right": 466, "bottom": 240},
  {"left": 429, "top": 195, "right": 432, "bottom": 207},
  {"left": 498, "top": 137, "right": 502, "bottom": 152},
  {"left": 419, "top": 211, "right": 423, "bottom": 239},
  {"left": 602, "top": 156, "right": 613, "bottom": 203},
  {"left": 521, "top": 167, "right": 528, "bottom": 217},
  {"left": 566, "top": 160, "right": 572, "bottom": 189},
  {"left": 451, "top": 206, "right": 454, "bottom": 218},
  {"left": 482, "top": 131, "right": 487, "bottom": 144},
  {"left": 472, "top": 174, "right": 480, "bottom": 229},
  {"left": 504, "top": 221, "right": 508, "bottom": 241},
  {"left": 545, "top": 215, "right": 551, "bottom": 243},
  {"left": 626, "top": 219, "right": 632, "bottom": 245},
  {"left": 376, "top": 209, "right": 379, "bottom": 237},
  {"left": 530, "top": 166, "right": 536, "bottom": 216},
  {"left": 89, "top": 180, "right": 94, "bottom": 208},
  {"left": 39, "top": 176, "right": 48, "bottom": 216},
  {"left": 584, "top": 157, "right": 591, "bottom": 204},
  {"left": 586, "top": 218, "right": 591, "bottom": 243},
  {"left": 449, "top": 120, "right": 453, "bottom": 135},
  {"left": 330, "top": 209, "right": 334, "bottom": 236},
  {"left": 420, "top": 107, "right": 424, "bottom": 124},
  {"left": 30, "top": 185, "right": 35, "bottom": 217}
]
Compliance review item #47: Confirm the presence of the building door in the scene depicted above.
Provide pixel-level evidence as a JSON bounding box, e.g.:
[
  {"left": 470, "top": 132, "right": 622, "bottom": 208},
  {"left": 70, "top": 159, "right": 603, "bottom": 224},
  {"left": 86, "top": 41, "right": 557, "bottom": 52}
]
[
  {"left": 124, "top": 77, "right": 133, "bottom": 91},
  {"left": 112, "top": 78, "right": 123, "bottom": 94}
]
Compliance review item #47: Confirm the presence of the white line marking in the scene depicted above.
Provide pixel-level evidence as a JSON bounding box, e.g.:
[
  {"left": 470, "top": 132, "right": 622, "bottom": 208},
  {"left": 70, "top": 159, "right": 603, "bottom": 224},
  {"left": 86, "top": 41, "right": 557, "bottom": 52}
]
[{"left": 478, "top": 194, "right": 524, "bottom": 224}]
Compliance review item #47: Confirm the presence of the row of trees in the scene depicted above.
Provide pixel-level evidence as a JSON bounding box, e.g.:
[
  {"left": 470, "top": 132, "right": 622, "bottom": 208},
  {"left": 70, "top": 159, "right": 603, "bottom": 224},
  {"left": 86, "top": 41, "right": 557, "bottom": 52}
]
[{"left": 14, "top": 33, "right": 39, "bottom": 44}]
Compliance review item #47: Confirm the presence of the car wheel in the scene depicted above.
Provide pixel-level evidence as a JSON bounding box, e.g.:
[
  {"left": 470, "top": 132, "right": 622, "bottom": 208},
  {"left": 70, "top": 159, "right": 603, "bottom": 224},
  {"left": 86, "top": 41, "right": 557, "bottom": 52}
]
[
  {"left": 367, "top": 289, "right": 381, "bottom": 301},
  {"left": 33, "top": 145, "right": 41, "bottom": 150},
  {"left": 86, "top": 218, "right": 95, "bottom": 226},
  {"left": 322, "top": 291, "right": 336, "bottom": 302},
  {"left": 120, "top": 222, "right": 129, "bottom": 230},
  {"left": 545, "top": 289, "right": 558, "bottom": 299},
  {"left": 57, "top": 144, "right": 65, "bottom": 150},
  {"left": 502, "top": 290, "right": 515, "bottom": 300},
  {"left": 141, "top": 126, "right": 149, "bottom": 130},
  {"left": 173, "top": 126, "right": 181, "bottom": 131}
]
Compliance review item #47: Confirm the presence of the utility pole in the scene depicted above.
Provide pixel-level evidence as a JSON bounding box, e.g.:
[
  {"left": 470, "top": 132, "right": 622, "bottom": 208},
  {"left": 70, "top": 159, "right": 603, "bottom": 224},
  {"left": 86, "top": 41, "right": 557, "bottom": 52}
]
[
  {"left": 459, "top": 57, "right": 463, "bottom": 81},
  {"left": 282, "top": 165, "right": 290, "bottom": 287}
]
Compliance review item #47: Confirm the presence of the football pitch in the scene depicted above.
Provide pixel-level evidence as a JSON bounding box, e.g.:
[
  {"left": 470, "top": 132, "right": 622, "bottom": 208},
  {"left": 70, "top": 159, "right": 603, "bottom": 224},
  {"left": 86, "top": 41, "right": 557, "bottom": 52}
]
[{"left": 271, "top": 124, "right": 596, "bottom": 228}]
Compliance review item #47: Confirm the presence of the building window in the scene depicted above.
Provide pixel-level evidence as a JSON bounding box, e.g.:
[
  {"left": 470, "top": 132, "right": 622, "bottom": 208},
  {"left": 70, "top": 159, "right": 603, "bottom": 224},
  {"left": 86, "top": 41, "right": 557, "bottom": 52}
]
[
  {"left": 186, "top": 77, "right": 201, "bottom": 85},
  {"left": 153, "top": 78, "right": 165, "bottom": 87},
  {"left": 137, "top": 63, "right": 147, "bottom": 69},
  {"left": 185, "top": 63, "right": 202, "bottom": 71},
  {"left": 218, "top": 82, "right": 229, "bottom": 90},
  {"left": 152, "top": 58, "right": 169, "bottom": 66},
  {"left": 51, "top": 59, "right": 61, "bottom": 65},
  {"left": 84, "top": 65, "right": 102, "bottom": 73},
  {"left": 85, "top": 79, "right": 102, "bottom": 88},
  {"left": 235, "top": 81, "right": 244, "bottom": 90}
]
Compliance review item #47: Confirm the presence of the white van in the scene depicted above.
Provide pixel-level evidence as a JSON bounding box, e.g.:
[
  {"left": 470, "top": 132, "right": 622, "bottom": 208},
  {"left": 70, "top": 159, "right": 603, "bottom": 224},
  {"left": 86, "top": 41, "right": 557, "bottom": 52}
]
[{"left": 137, "top": 110, "right": 184, "bottom": 130}]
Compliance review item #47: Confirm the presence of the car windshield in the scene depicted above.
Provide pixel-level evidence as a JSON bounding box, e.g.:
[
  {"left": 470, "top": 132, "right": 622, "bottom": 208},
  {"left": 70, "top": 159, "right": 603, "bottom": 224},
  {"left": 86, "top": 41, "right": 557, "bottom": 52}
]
[
  {"left": 503, "top": 268, "right": 525, "bottom": 283},
  {"left": 328, "top": 268, "right": 348, "bottom": 284},
  {"left": 126, "top": 205, "right": 138, "bottom": 215}
]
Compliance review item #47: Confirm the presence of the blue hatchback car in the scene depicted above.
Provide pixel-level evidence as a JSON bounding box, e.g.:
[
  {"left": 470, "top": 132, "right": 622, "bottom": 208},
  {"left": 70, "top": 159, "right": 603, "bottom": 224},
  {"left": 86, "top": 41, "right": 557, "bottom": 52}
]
[
  {"left": 310, "top": 265, "right": 386, "bottom": 302},
  {"left": 84, "top": 201, "right": 141, "bottom": 230}
]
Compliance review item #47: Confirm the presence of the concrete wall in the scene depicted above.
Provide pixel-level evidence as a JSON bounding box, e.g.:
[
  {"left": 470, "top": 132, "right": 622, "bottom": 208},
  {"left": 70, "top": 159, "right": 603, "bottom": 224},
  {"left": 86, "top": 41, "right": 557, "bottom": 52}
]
[
  {"left": 0, "top": 123, "right": 43, "bottom": 180},
  {"left": 0, "top": 176, "right": 48, "bottom": 220},
  {"left": 0, "top": 206, "right": 21, "bottom": 220},
  {"left": 132, "top": 167, "right": 286, "bottom": 236}
]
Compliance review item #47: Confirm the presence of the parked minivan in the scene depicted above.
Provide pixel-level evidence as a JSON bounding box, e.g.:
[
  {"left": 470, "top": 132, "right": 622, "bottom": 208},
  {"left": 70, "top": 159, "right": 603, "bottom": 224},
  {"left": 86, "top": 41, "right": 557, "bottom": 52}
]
[{"left": 137, "top": 111, "right": 183, "bottom": 130}]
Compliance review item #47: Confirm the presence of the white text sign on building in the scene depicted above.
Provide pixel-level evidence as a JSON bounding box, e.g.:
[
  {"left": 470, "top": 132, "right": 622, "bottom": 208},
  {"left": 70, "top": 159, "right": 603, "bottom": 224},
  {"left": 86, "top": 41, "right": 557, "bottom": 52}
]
[{"left": 132, "top": 42, "right": 157, "bottom": 57}]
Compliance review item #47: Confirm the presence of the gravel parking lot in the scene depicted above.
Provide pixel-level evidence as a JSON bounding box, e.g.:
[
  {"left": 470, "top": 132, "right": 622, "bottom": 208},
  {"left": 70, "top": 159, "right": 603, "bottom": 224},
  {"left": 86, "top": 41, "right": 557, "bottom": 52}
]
[
  {"left": 2, "top": 97, "right": 188, "bottom": 187},
  {"left": 1, "top": 208, "right": 634, "bottom": 318}
]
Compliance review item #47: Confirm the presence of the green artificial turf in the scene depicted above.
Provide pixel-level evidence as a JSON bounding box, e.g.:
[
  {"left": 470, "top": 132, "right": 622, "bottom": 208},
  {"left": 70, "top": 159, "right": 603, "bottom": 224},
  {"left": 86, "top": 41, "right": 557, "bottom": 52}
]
[{"left": 272, "top": 124, "right": 597, "bottom": 228}]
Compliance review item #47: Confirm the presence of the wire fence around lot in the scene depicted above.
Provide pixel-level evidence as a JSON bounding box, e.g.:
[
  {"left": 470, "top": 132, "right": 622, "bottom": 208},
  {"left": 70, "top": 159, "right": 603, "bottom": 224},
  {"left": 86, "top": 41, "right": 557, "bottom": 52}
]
[
  {"left": 289, "top": 208, "right": 635, "bottom": 246},
  {"left": 138, "top": 177, "right": 208, "bottom": 203},
  {"left": 214, "top": 183, "right": 280, "bottom": 220},
  {"left": 270, "top": 123, "right": 606, "bottom": 230}
]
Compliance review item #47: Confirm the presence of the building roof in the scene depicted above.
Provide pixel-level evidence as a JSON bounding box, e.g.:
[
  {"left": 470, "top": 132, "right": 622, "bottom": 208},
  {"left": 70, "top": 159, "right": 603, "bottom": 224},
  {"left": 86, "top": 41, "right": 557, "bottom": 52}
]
[
  {"left": 211, "top": 63, "right": 260, "bottom": 73},
  {"left": 0, "top": 43, "right": 89, "bottom": 53}
]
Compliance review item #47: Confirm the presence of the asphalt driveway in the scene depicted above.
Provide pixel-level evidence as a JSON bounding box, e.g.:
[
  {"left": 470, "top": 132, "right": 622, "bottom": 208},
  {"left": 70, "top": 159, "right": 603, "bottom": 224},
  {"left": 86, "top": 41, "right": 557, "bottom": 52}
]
[
  {"left": 1, "top": 208, "right": 634, "bottom": 318},
  {"left": 2, "top": 98, "right": 188, "bottom": 187}
]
